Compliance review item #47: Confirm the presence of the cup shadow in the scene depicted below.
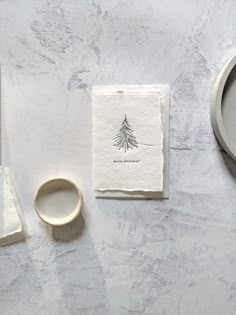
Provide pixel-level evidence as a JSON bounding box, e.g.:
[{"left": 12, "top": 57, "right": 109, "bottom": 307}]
[{"left": 51, "top": 214, "right": 85, "bottom": 243}]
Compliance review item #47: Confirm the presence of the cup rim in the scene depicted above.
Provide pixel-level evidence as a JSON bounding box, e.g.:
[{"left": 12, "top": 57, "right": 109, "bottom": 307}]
[{"left": 34, "top": 177, "right": 83, "bottom": 226}]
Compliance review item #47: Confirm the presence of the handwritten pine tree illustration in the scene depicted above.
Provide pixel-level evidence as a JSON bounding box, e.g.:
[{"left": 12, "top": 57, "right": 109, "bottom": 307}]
[{"left": 113, "top": 115, "right": 138, "bottom": 153}]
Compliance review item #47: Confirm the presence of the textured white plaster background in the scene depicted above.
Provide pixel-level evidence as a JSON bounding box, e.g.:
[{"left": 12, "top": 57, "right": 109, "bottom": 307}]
[{"left": 0, "top": 0, "right": 236, "bottom": 314}]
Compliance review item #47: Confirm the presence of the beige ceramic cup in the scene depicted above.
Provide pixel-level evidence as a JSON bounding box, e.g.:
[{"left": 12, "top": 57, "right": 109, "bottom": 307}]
[{"left": 34, "top": 178, "right": 83, "bottom": 226}]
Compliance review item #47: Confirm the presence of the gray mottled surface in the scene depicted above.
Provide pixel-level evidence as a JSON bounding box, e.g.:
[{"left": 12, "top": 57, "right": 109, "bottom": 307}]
[{"left": 0, "top": 0, "right": 236, "bottom": 314}]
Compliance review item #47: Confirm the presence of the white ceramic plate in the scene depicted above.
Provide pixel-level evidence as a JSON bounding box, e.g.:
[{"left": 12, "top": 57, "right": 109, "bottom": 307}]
[
  {"left": 212, "top": 55, "right": 236, "bottom": 160},
  {"left": 34, "top": 178, "right": 83, "bottom": 226}
]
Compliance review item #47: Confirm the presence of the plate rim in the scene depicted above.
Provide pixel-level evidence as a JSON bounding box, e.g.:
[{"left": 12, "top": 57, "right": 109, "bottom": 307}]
[{"left": 212, "top": 54, "right": 236, "bottom": 160}]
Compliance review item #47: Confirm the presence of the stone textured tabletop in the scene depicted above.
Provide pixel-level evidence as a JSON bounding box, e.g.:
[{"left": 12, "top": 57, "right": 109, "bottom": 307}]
[{"left": 1, "top": 0, "right": 236, "bottom": 314}]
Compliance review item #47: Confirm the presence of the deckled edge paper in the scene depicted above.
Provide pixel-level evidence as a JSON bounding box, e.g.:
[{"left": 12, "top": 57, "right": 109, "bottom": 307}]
[
  {"left": 0, "top": 167, "right": 25, "bottom": 246},
  {"left": 93, "top": 85, "right": 169, "bottom": 199},
  {"left": 94, "top": 87, "right": 164, "bottom": 191},
  {"left": 0, "top": 67, "right": 25, "bottom": 245}
]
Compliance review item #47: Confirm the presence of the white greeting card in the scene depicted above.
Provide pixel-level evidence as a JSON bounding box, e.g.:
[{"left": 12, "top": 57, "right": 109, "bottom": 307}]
[{"left": 93, "top": 85, "right": 169, "bottom": 199}]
